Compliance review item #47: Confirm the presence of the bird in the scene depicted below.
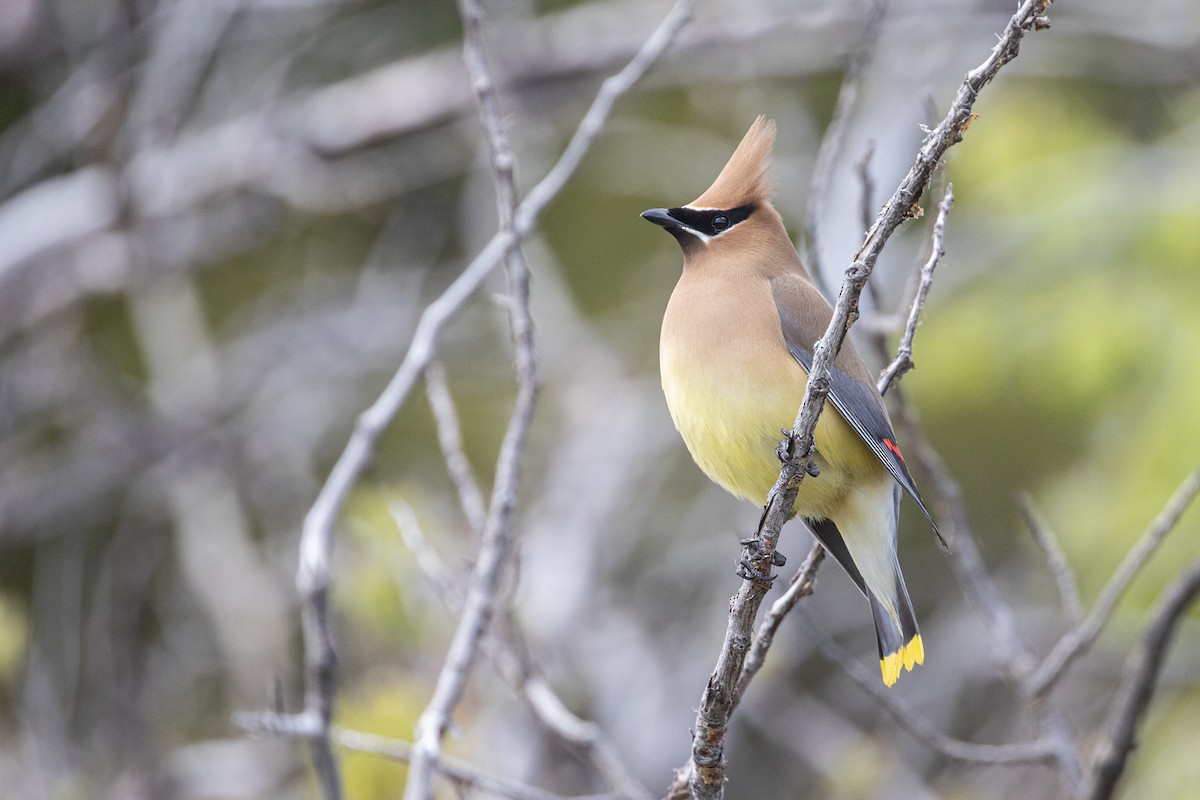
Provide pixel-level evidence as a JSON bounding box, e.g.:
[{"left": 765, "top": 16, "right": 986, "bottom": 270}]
[{"left": 641, "top": 116, "right": 937, "bottom": 687}]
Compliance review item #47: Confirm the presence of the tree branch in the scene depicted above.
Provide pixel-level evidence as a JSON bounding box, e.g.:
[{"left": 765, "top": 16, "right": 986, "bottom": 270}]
[
  {"left": 1018, "top": 491, "right": 1083, "bottom": 627},
  {"left": 1029, "top": 468, "right": 1200, "bottom": 696},
  {"left": 797, "top": 611, "right": 1059, "bottom": 765},
  {"left": 888, "top": 392, "right": 1087, "bottom": 796},
  {"left": 425, "top": 361, "right": 488, "bottom": 536},
  {"left": 1087, "top": 555, "right": 1200, "bottom": 800},
  {"left": 392, "top": 500, "right": 655, "bottom": 800},
  {"left": 336, "top": 728, "right": 614, "bottom": 800},
  {"left": 404, "top": 0, "right": 543, "bottom": 791},
  {"left": 234, "top": 2, "right": 693, "bottom": 797},
  {"left": 733, "top": 542, "right": 826, "bottom": 705},
  {"left": 684, "top": 2, "right": 1052, "bottom": 796},
  {"left": 877, "top": 183, "right": 953, "bottom": 395},
  {"left": 804, "top": 0, "right": 887, "bottom": 298}
]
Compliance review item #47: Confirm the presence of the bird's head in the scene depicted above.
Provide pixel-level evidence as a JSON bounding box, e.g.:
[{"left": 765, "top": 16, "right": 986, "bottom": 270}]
[{"left": 641, "top": 115, "right": 781, "bottom": 259}]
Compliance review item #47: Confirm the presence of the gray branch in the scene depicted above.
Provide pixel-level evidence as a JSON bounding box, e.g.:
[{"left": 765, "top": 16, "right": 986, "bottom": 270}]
[
  {"left": 1018, "top": 492, "right": 1083, "bottom": 626},
  {"left": 336, "top": 728, "right": 615, "bottom": 800},
  {"left": 804, "top": 0, "right": 887, "bottom": 298},
  {"left": 683, "top": 2, "right": 1052, "bottom": 797},
  {"left": 798, "top": 612, "right": 1058, "bottom": 765},
  {"left": 404, "top": 0, "right": 544, "bottom": 791},
  {"left": 877, "top": 184, "right": 954, "bottom": 395},
  {"left": 1028, "top": 467, "right": 1200, "bottom": 696},
  {"left": 236, "top": 2, "right": 693, "bottom": 797},
  {"left": 1088, "top": 554, "right": 1200, "bottom": 800}
]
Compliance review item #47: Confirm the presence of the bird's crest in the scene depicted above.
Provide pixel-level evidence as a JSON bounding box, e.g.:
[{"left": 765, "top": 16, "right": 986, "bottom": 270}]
[{"left": 689, "top": 115, "right": 776, "bottom": 210}]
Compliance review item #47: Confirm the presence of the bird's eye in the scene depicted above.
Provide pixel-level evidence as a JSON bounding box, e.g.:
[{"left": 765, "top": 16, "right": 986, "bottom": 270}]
[{"left": 712, "top": 215, "right": 729, "bottom": 231}]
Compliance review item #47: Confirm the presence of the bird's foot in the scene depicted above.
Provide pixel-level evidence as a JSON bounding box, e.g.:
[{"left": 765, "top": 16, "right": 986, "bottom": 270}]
[
  {"left": 776, "top": 431, "right": 820, "bottom": 477},
  {"left": 775, "top": 432, "right": 794, "bottom": 464},
  {"left": 737, "top": 538, "right": 787, "bottom": 581}
]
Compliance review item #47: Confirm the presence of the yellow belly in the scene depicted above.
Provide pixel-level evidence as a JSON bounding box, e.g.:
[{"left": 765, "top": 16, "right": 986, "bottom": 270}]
[{"left": 661, "top": 338, "right": 879, "bottom": 520}]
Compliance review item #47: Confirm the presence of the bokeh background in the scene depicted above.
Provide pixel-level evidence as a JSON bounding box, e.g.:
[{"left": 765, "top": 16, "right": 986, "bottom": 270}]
[{"left": 0, "top": 0, "right": 1198, "bottom": 798}]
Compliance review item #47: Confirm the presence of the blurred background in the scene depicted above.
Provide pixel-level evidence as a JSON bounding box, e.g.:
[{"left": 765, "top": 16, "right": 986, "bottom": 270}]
[{"left": 1, "top": 0, "right": 1198, "bottom": 798}]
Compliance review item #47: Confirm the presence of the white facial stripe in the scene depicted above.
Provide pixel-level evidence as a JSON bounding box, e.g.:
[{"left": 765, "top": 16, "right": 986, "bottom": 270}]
[{"left": 680, "top": 206, "right": 740, "bottom": 242}]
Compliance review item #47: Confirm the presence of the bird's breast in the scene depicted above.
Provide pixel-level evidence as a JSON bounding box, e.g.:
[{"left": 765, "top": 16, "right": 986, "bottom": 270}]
[{"left": 659, "top": 274, "right": 876, "bottom": 518}]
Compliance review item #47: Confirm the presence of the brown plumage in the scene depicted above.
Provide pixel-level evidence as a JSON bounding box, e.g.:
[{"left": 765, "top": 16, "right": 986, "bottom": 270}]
[{"left": 642, "top": 116, "right": 933, "bottom": 686}]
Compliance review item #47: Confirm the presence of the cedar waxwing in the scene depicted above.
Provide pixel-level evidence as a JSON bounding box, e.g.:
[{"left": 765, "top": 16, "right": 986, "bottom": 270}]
[{"left": 642, "top": 116, "right": 936, "bottom": 687}]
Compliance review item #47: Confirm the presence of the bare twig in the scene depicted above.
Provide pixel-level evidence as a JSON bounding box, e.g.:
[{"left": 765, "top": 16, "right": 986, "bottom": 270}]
[
  {"left": 1028, "top": 468, "right": 1200, "bottom": 696},
  {"left": 391, "top": 500, "right": 464, "bottom": 610},
  {"left": 855, "top": 140, "right": 877, "bottom": 234},
  {"left": 393, "top": 409, "right": 653, "bottom": 800},
  {"left": 796, "top": 612, "right": 1058, "bottom": 765},
  {"left": 684, "top": 3, "right": 1052, "bottom": 796},
  {"left": 335, "top": 728, "right": 612, "bottom": 800},
  {"left": 425, "top": 361, "right": 488, "bottom": 536},
  {"left": 1088, "top": 555, "right": 1200, "bottom": 800},
  {"left": 733, "top": 543, "right": 826, "bottom": 704},
  {"left": 241, "top": 3, "right": 692, "bottom": 797},
  {"left": 804, "top": 0, "right": 887, "bottom": 298},
  {"left": 1017, "top": 492, "right": 1083, "bottom": 626},
  {"left": 889, "top": 390, "right": 1087, "bottom": 796},
  {"left": 405, "top": 0, "right": 542, "bottom": 792},
  {"left": 492, "top": 620, "right": 657, "bottom": 800},
  {"left": 394, "top": 507, "right": 655, "bottom": 800},
  {"left": 877, "top": 184, "right": 953, "bottom": 395}
]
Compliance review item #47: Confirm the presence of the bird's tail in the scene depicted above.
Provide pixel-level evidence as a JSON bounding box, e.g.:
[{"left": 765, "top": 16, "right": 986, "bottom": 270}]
[
  {"left": 807, "top": 514, "right": 924, "bottom": 687},
  {"left": 869, "top": 577, "right": 923, "bottom": 688}
]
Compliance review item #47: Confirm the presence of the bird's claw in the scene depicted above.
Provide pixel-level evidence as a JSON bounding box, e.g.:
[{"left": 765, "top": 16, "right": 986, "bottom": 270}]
[
  {"left": 776, "top": 432, "right": 820, "bottom": 478},
  {"left": 737, "top": 558, "right": 777, "bottom": 582},
  {"left": 737, "top": 538, "right": 787, "bottom": 581}
]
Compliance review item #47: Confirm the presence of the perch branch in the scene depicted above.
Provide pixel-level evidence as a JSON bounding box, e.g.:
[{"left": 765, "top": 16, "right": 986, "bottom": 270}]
[
  {"left": 733, "top": 543, "right": 826, "bottom": 705},
  {"left": 682, "top": 2, "right": 1051, "bottom": 796}
]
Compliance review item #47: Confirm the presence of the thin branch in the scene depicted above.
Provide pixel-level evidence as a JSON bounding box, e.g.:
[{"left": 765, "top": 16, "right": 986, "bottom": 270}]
[
  {"left": 492, "top": 618, "right": 658, "bottom": 800},
  {"left": 804, "top": 0, "right": 887, "bottom": 298},
  {"left": 877, "top": 183, "right": 953, "bottom": 395},
  {"left": 1017, "top": 492, "right": 1083, "bottom": 626},
  {"left": 1028, "top": 468, "right": 1200, "bottom": 696},
  {"left": 855, "top": 139, "right": 877, "bottom": 235},
  {"left": 889, "top": 386, "right": 1087, "bottom": 796},
  {"left": 425, "top": 361, "right": 488, "bottom": 536},
  {"left": 390, "top": 419, "right": 653, "bottom": 800},
  {"left": 245, "top": 3, "right": 692, "bottom": 797},
  {"left": 335, "top": 728, "right": 613, "bottom": 800},
  {"left": 796, "top": 612, "right": 1059, "bottom": 765},
  {"left": 391, "top": 500, "right": 465, "bottom": 610},
  {"left": 733, "top": 543, "right": 826, "bottom": 705},
  {"left": 405, "top": 0, "right": 542, "bottom": 792},
  {"left": 1088, "top": 555, "right": 1200, "bottom": 800},
  {"left": 684, "top": 3, "right": 1051, "bottom": 796},
  {"left": 394, "top": 501, "right": 655, "bottom": 800}
]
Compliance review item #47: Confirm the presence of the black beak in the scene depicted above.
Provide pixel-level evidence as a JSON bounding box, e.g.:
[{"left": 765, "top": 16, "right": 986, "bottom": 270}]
[{"left": 640, "top": 208, "right": 678, "bottom": 228}]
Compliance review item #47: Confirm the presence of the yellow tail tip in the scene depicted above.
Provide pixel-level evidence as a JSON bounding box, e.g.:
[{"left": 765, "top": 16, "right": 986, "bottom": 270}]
[
  {"left": 880, "top": 635, "right": 925, "bottom": 687},
  {"left": 880, "top": 652, "right": 902, "bottom": 687},
  {"left": 902, "top": 634, "right": 925, "bottom": 670}
]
